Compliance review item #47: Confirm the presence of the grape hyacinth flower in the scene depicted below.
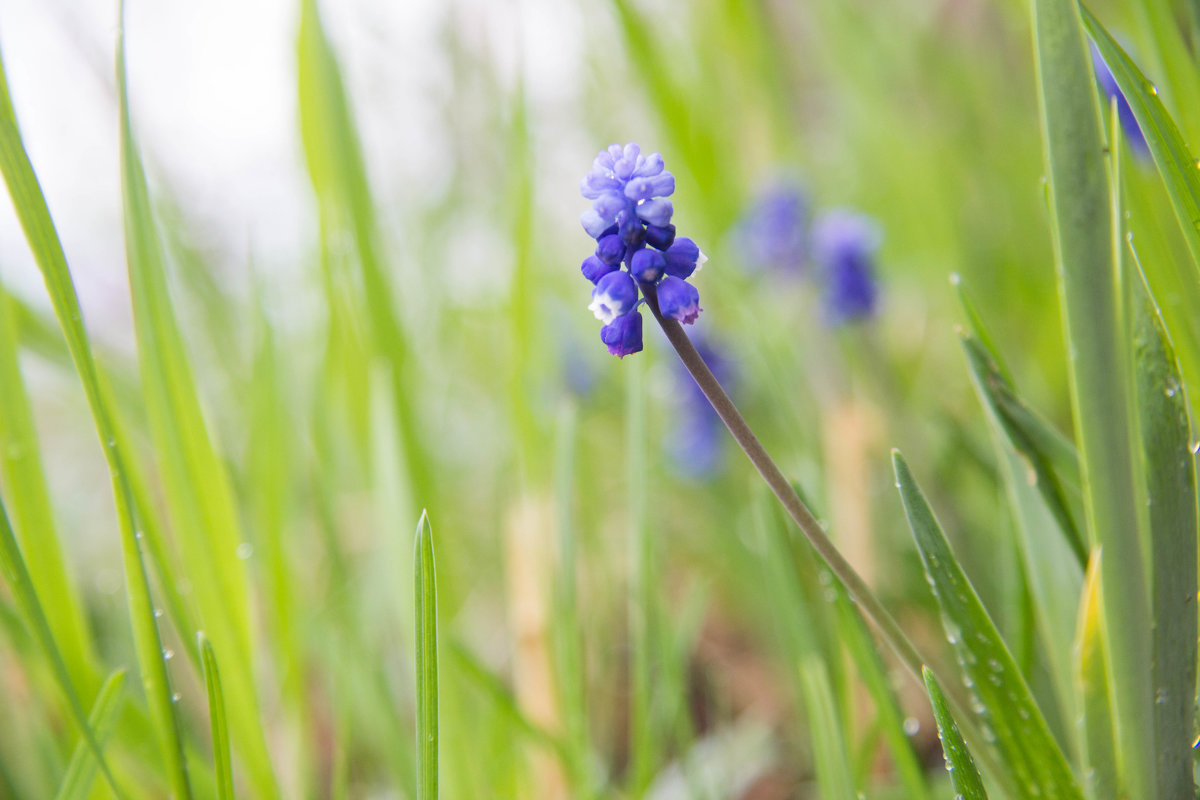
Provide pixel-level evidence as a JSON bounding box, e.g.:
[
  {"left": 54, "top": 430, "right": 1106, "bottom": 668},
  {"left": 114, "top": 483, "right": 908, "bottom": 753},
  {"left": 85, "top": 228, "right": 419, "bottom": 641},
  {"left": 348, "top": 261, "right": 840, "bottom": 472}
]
[
  {"left": 579, "top": 143, "right": 705, "bottom": 356},
  {"left": 812, "top": 209, "right": 881, "bottom": 324},
  {"left": 735, "top": 180, "right": 809, "bottom": 274},
  {"left": 1090, "top": 42, "right": 1149, "bottom": 159}
]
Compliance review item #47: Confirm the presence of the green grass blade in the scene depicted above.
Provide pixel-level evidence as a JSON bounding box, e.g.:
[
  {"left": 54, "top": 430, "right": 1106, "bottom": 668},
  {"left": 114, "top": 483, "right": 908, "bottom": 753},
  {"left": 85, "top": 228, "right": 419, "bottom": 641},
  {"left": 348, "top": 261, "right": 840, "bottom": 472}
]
[
  {"left": 892, "top": 451, "right": 1083, "bottom": 800},
  {"left": 449, "top": 641, "right": 569, "bottom": 761},
  {"left": 961, "top": 335, "right": 1087, "bottom": 566},
  {"left": 962, "top": 334, "right": 1084, "bottom": 732},
  {"left": 0, "top": 285, "right": 95, "bottom": 691},
  {"left": 798, "top": 656, "right": 856, "bottom": 800},
  {"left": 53, "top": 670, "right": 126, "bottom": 800},
  {"left": 116, "top": 12, "right": 275, "bottom": 797},
  {"left": 1074, "top": 555, "right": 1117, "bottom": 800},
  {"left": 1083, "top": 6, "right": 1200, "bottom": 275},
  {"left": 0, "top": 16, "right": 190, "bottom": 797},
  {"left": 0, "top": 496, "right": 126, "bottom": 799},
  {"left": 296, "top": 0, "right": 426, "bottom": 506},
  {"left": 833, "top": 590, "right": 931, "bottom": 800},
  {"left": 1132, "top": 284, "right": 1197, "bottom": 799},
  {"left": 1031, "top": 0, "right": 1154, "bottom": 794},
  {"left": 199, "top": 633, "right": 235, "bottom": 800},
  {"left": 923, "top": 666, "right": 989, "bottom": 800},
  {"left": 415, "top": 511, "right": 439, "bottom": 800}
]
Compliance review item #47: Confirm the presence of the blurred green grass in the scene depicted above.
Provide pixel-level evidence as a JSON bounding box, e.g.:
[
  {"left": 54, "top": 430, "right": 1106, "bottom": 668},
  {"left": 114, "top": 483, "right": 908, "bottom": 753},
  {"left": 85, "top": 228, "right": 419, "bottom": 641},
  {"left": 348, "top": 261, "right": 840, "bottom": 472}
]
[{"left": 0, "top": 0, "right": 1196, "bottom": 797}]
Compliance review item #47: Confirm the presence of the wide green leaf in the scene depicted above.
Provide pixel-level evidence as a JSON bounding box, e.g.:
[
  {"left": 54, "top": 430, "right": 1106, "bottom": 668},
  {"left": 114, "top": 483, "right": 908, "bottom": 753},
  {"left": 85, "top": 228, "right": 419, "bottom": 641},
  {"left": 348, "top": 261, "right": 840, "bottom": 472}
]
[
  {"left": 1032, "top": 0, "right": 1154, "bottom": 794},
  {"left": 923, "top": 666, "right": 989, "bottom": 800},
  {"left": 1133, "top": 285, "right": 1197, "bottom": 799},
  {"left": 892, "top": 451, "right": 1083, "bottom": 800}
]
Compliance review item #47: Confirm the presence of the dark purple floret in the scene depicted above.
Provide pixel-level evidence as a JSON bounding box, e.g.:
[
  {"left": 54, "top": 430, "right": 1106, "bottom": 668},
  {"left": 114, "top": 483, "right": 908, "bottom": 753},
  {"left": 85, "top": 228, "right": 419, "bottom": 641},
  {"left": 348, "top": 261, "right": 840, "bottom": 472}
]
[
  {"left": 812, "top": 210, "right": 880, "bottom": 324},
  {"left": 596, "top": 234, "right": 625, "bottom": 265},
  {"left": 630, "top": 248, "right": 666, "bottom": 283},
  {"left": 1090, "top": 42, "right": 1149, "bottom": 158},
  {"left": 582, "top": 255, "right": 617, "bottom": 284},
  {"left": 663, "top": 238, "right": 704, "bottom": 279},
  {"left": 589, "top": 270, "right": 639, "bottom": 323},
  {"left": 601, "top": 310, "right": 644, "bottom": 358},
  {"left": 657, "top": 276, "right": 701, "bottom": 325},
  {"left": 645, "top": 224, "right": 676, "bottom": 250}
]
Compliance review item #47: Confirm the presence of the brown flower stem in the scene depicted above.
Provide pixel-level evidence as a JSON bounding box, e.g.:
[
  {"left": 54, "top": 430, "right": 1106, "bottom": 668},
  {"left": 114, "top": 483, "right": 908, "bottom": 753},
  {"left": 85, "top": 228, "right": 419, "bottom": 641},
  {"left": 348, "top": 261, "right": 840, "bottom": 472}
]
[{"left": 642, "top": 286, "right": 925, "bottom": 685}]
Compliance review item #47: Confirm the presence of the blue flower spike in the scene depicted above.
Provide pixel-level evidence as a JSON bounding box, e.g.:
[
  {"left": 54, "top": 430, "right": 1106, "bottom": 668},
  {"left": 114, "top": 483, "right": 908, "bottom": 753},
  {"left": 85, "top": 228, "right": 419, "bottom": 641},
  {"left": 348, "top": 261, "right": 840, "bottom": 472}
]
[
  {"left": 812, "top": 209, "right": 881, "bottom": 324},
  {"left": 579, "top": 142, "right": 706, "bottom": 356}
]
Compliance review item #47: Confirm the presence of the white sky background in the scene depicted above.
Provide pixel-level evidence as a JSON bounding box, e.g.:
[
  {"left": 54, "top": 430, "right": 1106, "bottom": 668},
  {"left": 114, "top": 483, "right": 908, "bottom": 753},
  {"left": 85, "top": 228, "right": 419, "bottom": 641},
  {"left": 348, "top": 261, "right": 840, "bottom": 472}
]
[{"left": 0, "top": 0, "right": 589, "bottom": 346}]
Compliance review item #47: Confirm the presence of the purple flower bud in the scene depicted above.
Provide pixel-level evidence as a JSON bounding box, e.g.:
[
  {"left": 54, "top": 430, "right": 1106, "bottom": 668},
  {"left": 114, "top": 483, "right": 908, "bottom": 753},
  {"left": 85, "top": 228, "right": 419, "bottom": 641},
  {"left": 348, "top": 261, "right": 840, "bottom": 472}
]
[
  {"left": 663, "top": 237, "right": 705, "bottom": 279},
  {"left": 595, "top": 234, "right": 624, "bottom": 265},
  {"left": 624, "top": 173, "right": 675, "bottom": 202},
  {"left": 581, "top": 255, "right": 617, "bottom": 284},
  {"left": 812, "top": 209, "right": 880, "bottom": 324},
  {"left": 589, "top": 270, "right": 639, "bottom": 324},
  {"left": 1090, "top": 42, "right": 1148, "bottom": 158},
  {"left": 635, "top": 197, "right": 673, "bottom": 227},
  {"left": 645, "top": 224, "right": 676, "bottom": 250},
  {"left": 657, "top": 276, "right": 701, "bottom": 324},
  {"left": 601, "top": 310, "right": 643, "bottom": 358},
  {"left": 630, "top": 248, "right": 666, "bottom": 283}
]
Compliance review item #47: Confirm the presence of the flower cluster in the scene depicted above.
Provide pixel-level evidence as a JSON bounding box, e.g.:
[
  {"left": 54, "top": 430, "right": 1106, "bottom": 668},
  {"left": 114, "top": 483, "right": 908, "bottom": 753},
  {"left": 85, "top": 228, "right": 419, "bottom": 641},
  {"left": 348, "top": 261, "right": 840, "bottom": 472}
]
[
  {"left": 579, "top": 143, "right": 706, "bottom": 357},
  {"left": 735, "top": 178, "right": 881, "bottom": 324}
]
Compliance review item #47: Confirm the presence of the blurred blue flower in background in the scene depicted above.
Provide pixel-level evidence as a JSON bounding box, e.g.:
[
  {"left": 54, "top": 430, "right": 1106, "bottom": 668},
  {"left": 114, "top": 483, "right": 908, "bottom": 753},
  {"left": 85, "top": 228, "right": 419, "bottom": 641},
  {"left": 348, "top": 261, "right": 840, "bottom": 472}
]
[
  {"left": 579, "top": 143, "right": 706, "bottom": 356},
  {"left": 667, "top": 332, "right": 733, "bottom": 479},
  {"left": 735, "top": 180, "right": 809, "bottom": 274},
  {"left": 811, "top": 209, "right": 881, "bottom": 324},
  {"left": 1089, "top": 42, "right": 1149, "bottom": 158}
]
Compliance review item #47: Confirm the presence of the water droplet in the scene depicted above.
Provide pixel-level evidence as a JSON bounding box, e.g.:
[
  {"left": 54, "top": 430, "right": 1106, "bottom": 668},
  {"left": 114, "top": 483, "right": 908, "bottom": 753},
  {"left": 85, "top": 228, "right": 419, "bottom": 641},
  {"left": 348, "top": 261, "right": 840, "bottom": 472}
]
[
  {"left": 903, "top": 717, "right": 920, "bottom": 736},
  {"left": 171, "top": 692, "right": 182, "bottom": 702},
  {"left": 1150, "top": 84, "right": 1159, "bottom": 95},
  {"left": 153, "top": 608, "right": 164, "bottom": 618},
  {"left": 1190, "top": 440, "right": 1199, "bottom": 454},
  {"left": 818, "top": 570, "right": 833, "bottom": 586},
  {"left": 236, "top": 542, "right": 254, "bottom": 560},
  {"left": 134, "top": 530, "right": 144, "bottom": 540},
  {"left": 1156, "top": 687, "right": 1169, "bottom": 705},
  {"left": 162, "top": 649, "right": 174, "bottom": 660}
]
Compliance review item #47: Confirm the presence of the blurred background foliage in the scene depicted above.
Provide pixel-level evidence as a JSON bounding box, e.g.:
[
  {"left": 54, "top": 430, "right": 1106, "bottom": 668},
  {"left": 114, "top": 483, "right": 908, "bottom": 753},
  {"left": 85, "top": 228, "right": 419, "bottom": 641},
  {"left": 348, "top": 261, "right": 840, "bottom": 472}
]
[{"left": 0, "top": 0, "right": 1194, "bottom": 797}]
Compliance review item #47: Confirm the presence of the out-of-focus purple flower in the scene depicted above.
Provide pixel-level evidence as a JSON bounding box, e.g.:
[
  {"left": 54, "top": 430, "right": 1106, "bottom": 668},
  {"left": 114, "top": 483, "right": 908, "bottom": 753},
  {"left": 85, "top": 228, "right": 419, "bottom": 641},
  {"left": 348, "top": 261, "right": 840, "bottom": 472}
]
[
  {"left": 736, "top": 181, "right": 808, "bottom": 273},
  {"left": 666, "top": 333, "right": 732, "bottom": 478},
  {"left": 578, "top": 143, "right": 706, "bottom": 356},
  {"left": 812, "top": 209, "right": 881, "bottom": 324},
  {"left": 601, "top": 310, "right": 643, "bottom": 358},
  {"left": 1090, "top": 42, "right": 1149, "bottom": 159}
]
